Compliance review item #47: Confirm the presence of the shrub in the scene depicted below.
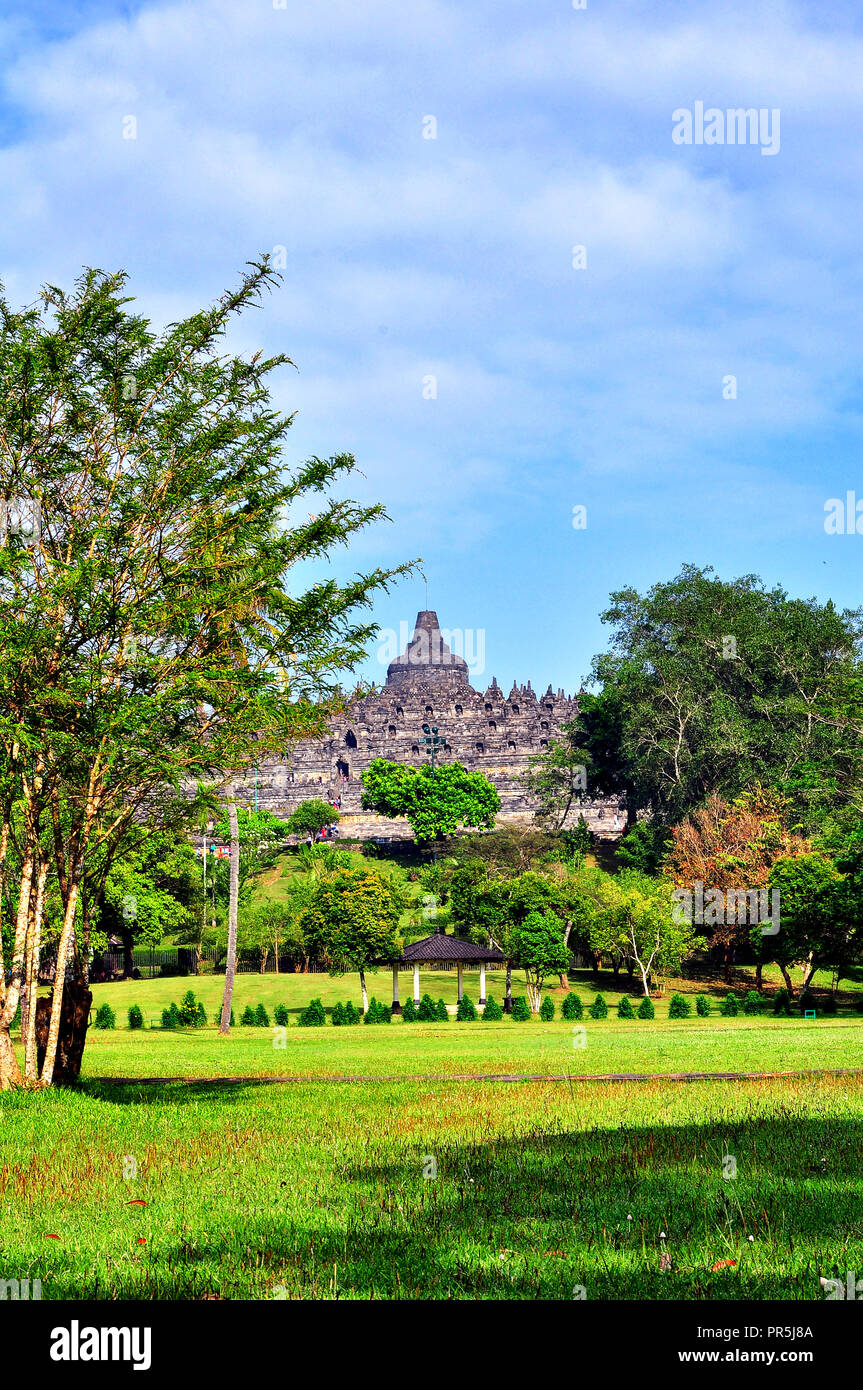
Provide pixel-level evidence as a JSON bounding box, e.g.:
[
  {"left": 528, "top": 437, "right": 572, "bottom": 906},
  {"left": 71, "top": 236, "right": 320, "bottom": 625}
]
[
  {"left": 822, "top": 993, "right": 838, "bottom": 1015},
  {"left": 561, "top": 992, "right": 583, "bottom": 1020},
  {"left": 127, "top": 1004, "right": 144, "bottom": 1030},
  {"left": 617, "top": 995, "right": 635, "bottom": 1019},
  {"left": 344, "top": 1001, "right": 361, "bottom": 1025},
  {"left": 212, "top": 1007, "right": 234, "bottom": 1026},
  {"left": 742, "top": 990, "right": 762, "bottom": 1016},
  {"left": 637, "top": 996, "right": 655, "bottom": 1020},
  {"left": 417, "top": 993, "right": 437, "bottom": 1022},
  {"left": 240, "top": 1004, "right": 256, "bottom": 1026},
  {"left": 401, "top": 997, "right": 417, "bottom": 1022},
  {"left": 539, "top": 996, "right": 555, "bottom": 1021},
  {"left": 273, "top": 1003, "right": 289, "bottom": 1027},
  {"left": 434, "top": 998, "right": 449, "bottom": 1022},
  {"left": 589, "top": 994, "right": 608, "bottom": 1020},
  {"left": 483, "top": 995, "right": 503, "bottom": 1021},
  {"left": 798, "top": 989, "right": 816, "bottom": 1015},
  {"left": 94, "top": 1003, "right": 115, "bottom": 1030},
  {"left": 511, "top": 996, "right": 531, "bottom": 1021},
  {"left": 196, "top": 1000, "right": 208, "bottom": 1026},
  {"left": 720, "top": 992, "right": 740, "bottom": 1017},
  {"left": 254, "top": 1002, "right": 271, "bottom": 1028},
  {"left": 162, "top": 1001, "right": 180, "bottom": 1029},
  {"left": 299, "top": 997, "right": 326, "bottom": 1027},
  {"left": 695, "top": 994, "right": 711, "bottom": 1017},
  {"left": 364, "top": 997, "right": 391, "bottom": 1024},
  {"left": 772, "top": 987, "right": 792, "bottom": 1016},
  {"left": 668, "top": 993, "right": 691, "bottom": 1019},
  {"left": 457, "top": 993, "right": 478, "bottom": 1022},
  {"left": 331, "top": 1001, "right": 346, "bottom": 1026}
]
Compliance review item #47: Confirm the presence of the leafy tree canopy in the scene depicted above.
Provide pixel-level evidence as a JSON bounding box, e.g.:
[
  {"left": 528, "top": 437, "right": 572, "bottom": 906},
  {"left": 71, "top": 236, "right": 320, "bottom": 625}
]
[{"left": 361, "top": 758, "right": 500, "bottom": 842}]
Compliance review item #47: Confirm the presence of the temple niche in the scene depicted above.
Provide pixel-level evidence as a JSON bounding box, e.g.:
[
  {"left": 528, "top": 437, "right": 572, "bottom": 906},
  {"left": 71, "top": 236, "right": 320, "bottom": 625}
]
[{"left": 238, "top": 611, "right": 627, "bottom": 841}]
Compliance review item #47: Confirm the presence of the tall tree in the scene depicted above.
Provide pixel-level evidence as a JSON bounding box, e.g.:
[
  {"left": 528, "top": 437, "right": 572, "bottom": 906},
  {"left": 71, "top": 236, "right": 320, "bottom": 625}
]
[{"left": 300, "top": 862, "right": 404, "bottom": 1012}]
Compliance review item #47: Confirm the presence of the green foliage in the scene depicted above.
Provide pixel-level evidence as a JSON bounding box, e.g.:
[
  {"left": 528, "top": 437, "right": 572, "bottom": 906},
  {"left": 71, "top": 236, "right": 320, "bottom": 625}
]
[
  {"left": 742, "top": 990, "right": 763, "bottom": 1016},
  {"left": 637, "top": 995, "right": 655, "bottom": 1020},
  {"left": 331, "top": 1001, "right": 346, "bottom": 1026},
  {"left": 344, "top": 1001, "right": 361, "bottom": 1025},
  {"left": 434, "top": 998, "right": 449, "bottom": 1022},
  {"left": 511, "top": 910, "right": 570, "bottom": 1005},
  {"left": 539, "top": 995, "right": 555, "bottom": 1021},
  {"left": 273, "top": 1003, "right": 289, "bottom": 1027},
  {"left": 240, "top": 1005, "right": 256, "bottom": 1026},
  {"left": 401, "top": 997, "right": 417, "bottom": 1022},
  {"left": 617, "top": 994, "right": 635, "bottom": 1019},
  {"left": 511, "top": 996, "right": 531, "bottom": 1021},
  {"left": 695, "top": 994, "right": 711, "bottom": 1017},
  {"left": 127, "top": 1004, "right": 144, "bottom": 1030},
  {"left": 589, "top": 994, "right": 608, "bottom": 1020},
  {"left": 417, "top": 993, "right": 438, "bottom": 1022},
  {"left": 301, "top": 862, "right": 404, "bottom": 977},
  {"left": 482, "top": 995, "right": 503, "bottom": 1021},
  {"left": 772, "top": 988, "right": 792, "bottom": 1016},
  {"left": 178, "top": 990, "right": 205, "bottom": 1027},
  {"left": 254, "top": 1002, "right": 271, "bottom": 1028},
  {"left": 364, "top": 997, "right": 391, "bottom": 1025},
  {"left": 720, "top": 992, "right": 740, "bottom": 1017},
  {"left": 162, "top": 1001, "right": 180, "bottom": 1029},
  {"left": 298, "top": 998, "right": 326, "bottom": 1027},
  {"left": 286, "top": 799, "right": 340, "bottom": 837},
  {"left": 94, "top": 1003, "right": 115, "bottom": 1030},
  {"left": 457, "top": 993, "right": 478, "bottom": 1022},
  {"left": 361, "top": 758, "right": 501, "bottom": 843},
  {"left": 561, "top": 991, "right": 583, "bottom": 1020},
  {"left": 614, "top": 820, "right": 672, "bottom": 875},
  {"left": 668, "top": 992, "right": 691, "bottom": 1019}
]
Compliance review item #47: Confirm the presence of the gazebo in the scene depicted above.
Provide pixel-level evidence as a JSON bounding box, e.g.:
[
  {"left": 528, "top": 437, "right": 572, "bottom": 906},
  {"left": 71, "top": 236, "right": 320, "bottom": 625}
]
[{"left": 389, "top": 929, "right": 506, "bottom": 1014}]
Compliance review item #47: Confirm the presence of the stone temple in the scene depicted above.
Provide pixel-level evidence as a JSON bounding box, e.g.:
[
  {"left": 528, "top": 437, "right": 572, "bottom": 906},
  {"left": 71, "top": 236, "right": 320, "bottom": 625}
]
[{"left": 240, "top": 611, "right": 627, "bottom": 841}]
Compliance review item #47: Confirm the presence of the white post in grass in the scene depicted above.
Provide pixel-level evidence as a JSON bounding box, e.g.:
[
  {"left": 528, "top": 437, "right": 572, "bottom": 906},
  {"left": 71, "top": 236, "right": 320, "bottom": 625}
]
[
  {"left": 413, "top": 964, "right": 421, "bottom": 1005},
  {"left": 457, "top": 962, "right": 464, "bottom": 1002},
  {"left": 479, "top": 961, "right": 486, "bottom": 1006},
  {"left": 391, "top": 965, "right": 401, "bottom": 1015}
]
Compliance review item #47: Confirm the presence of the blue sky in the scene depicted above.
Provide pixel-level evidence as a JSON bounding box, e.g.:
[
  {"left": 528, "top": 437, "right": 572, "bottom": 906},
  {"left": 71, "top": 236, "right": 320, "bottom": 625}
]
[{"left": 2, "top": 0, "right": 862, "bottom": 695}]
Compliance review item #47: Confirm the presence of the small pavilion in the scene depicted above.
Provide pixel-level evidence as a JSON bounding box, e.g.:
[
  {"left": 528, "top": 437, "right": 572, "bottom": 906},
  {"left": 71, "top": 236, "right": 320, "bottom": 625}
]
[{"left": 390, "top": 928, "right": 506, "bottom": 1013}]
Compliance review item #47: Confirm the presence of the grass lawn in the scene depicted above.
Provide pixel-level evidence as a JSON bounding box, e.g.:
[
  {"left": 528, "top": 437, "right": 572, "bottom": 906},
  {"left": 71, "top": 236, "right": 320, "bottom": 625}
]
[{"left": 2, "top": 1072, "right": 861, "bottom": 1299}]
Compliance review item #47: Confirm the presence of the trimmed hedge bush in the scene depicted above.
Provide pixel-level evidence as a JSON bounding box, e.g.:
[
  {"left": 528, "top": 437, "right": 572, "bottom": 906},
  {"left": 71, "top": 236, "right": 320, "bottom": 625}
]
[
  {"left": 483, "top": 995, "right": 503, "bottom": 1021},
  {"left": 401, "top": 997, "right": 417, "bottom": 1022},
  {"left": 720, "top": 992, "right": 740, "bottom": 1017},
  {"left": 772, "top": 987, "right": 792, "bottom": 1016},
  {"left": 695, "top": 994, "right": 711, "bottom": 1017},
  {"left": 511, "top": 996, "right": 531, "bottom": 1021},
  {"left": 561, "top": 992, "right": 583, "bottom": 1020},
  {"left": 273, "top": 1003, "right": 289, "bottom": 1027},
  {"left": 127, "top": 1004, "right": 144, "bottom": 1030},
  {"left": 254, "top": 1002, "right": 271, "bottom": 1028},
  {"left": 742, "top": 990, "right": 762, "bottom": 1016},
  {"left": 299, "top": 997, "right": 326, "bottom": 1027},
  {"left": 240, "top": 1004, "right": 256, "bottom": 1026},
  {"left": 457, "top": 993, "right": 478, "bottom": 1022},
  {"left": 162, "top": 1001, "right": 180, "bottom": 1029},
  {"left": 589, "top": 994, "right": 608, "bottom": 1020},
  {"left": 617, "top": 995, "right": 635, "bottom": 1019},
  {"left": 668, "top": 993, "right": 691, "bottom": 1019},
  {"left": 417, "top": 993, "right": 437, "bottom": 1022},
  {"left": 539, "top": 996, "right": 555, "bottom": 1021},
  {"left": 434, "top": 998, "right": 449, "bottom": 1022},
  {"left": 637, "top": 996, "right": 655, "bottom": 1020},
  {"left": 364, "top": 997, "right": 391, "bottom": 1024},
  {"left": 94, "top": 1003, "right": 115, "bottom": 1030},
  {"left": 344, "top": 1001, "right": 361, "bottom": 1025}
]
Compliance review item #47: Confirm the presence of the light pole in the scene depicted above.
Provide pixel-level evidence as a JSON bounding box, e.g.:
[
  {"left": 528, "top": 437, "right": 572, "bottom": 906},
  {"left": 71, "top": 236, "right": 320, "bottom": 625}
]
[{"left": 419, "top": 722, "right": 445, "bottom": 865}]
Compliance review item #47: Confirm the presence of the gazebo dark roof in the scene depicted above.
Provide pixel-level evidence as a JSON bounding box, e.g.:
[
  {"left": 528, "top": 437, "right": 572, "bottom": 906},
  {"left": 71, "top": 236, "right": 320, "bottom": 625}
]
[{"left": 398, "top": 933, "right": 505, "bottom": 965}]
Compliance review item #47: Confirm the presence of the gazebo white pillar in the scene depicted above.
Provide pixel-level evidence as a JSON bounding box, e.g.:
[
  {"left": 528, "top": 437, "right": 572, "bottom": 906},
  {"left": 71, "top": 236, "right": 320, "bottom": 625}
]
[
  {"left": 391, "top": 965, "right": 401, "bottom": 1015},
  {"left": 479, "top": 962, "right": 486, "bottom": 1006},
  {"left": 413, "top": 964, "right": 421, "bottom": 1004},
  {"left": 457, "top": 962, "right": 464, "bottom": 1002}
]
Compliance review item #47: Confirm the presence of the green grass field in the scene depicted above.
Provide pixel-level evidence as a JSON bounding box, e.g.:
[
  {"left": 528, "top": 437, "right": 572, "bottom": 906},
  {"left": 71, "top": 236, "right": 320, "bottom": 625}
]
[
  {"left": 5, "top": 968, "right": 862, "bottom": 1301},
  {"left": 2, "top": 1073, "right": 861, "bottom": 1299}
]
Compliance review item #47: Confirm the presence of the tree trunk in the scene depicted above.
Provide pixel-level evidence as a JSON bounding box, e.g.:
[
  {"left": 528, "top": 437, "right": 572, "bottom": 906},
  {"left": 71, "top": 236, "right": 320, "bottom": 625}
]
[
  {"left": 359, "top": 967, "right": 369, "bottom": 1014},
  {"left": 120, "top": 921, "right": 135, "bottom": 979},
  {"left": 35, "top": 984, "right": 92, "bottom": 1084},
  {"left": 0, "top": 1030, "right": 21, "bottom": 1091},
  {"left": 0, "top": 853, "right": 34, "bottom": 1090},
  {"left": 778, "top": 962, "right": 795, "bottom": 998},
  {"left": 40, "top": 876, "right": 81, "bottom": 1087},
  {"left": 755, "top": 961, "right": 763, "bottom": 992},
  {"left": 24, "top": 861, "right": 48, "bottom": 1080},
  {"left": 219, "top": 800, "right": 240, "bottom": 1034},
  {"left": 504, "top": 961, "right": 513, "bottom": 1013}
]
